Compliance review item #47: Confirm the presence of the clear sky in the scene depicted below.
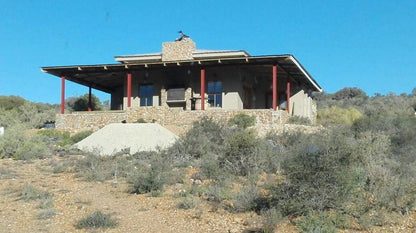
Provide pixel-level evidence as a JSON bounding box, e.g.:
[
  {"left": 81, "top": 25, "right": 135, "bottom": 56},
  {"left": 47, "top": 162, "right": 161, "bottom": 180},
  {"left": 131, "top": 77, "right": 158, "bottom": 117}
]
[{"left": 1, "top": 0, "right": 415, "bottom": 103}]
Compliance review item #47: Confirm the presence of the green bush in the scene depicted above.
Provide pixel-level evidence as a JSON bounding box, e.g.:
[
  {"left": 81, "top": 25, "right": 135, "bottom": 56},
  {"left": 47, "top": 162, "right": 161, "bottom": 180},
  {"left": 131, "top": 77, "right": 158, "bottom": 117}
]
[
  {"left": 333, "top": 87, "right": 367, "bottom": 100},
  {"left": 171, "top": 117, "right": 227, "bottom": 160},
  {"left": 221, "top": 129, "right": 264, "bottom": 176},
  {"left": 75, "top": 211, "right": 117, "bottom": 229},
  {"left": 0, "top": 125, "right": 52, "bottom": 160},
  {"left": 260, "top": 208, "right": 283, "bottom": 233},
  {"left": 70, "top": 130, "right": 93, "bottom": 143},
  {"left": 296, "top": 212, "right": 337, "bottom": 233},
  {"left": 177, "top": 196, "right": 199, "bottom": 209},
  {"left": 199, "top": 154, "right": 221, "bottom": 180},
  {"left": 228, "top": 113, "right": 255, "bottom": 129},
  {"left": 136, "top": 118, "right": 147, "bottom": 123},
  {"left": 233, "top": 184, "right": 261, "bottom": 212},
  {"left": 286, "top": 116, "right": 311, "bottom": 125},
  {"left": 37, "top": 208, "right": 56, "bottom": 220},
  {"left": 128, "top": 157, "right": 170, "bottom": 195},
  {"left": 318, "top": 106, "right": 362, "bottom": 126},
  {"left": 0, "top": 95, "right": 26, "bottom": 110},
  {"left": 204, "top": 183, "right": 232, "bottom": 203},
  {"left": 272, "top": 129, "right": 367, "bottom": 216},
  {"left": 74, "top": 153, "right": 133, "bottom": 182},
  {"left": 37, "top": 129, "right": 72, "bottom": 147},
  {"left": 21, "top": 184, "right": 52, "bottom": 202},
  {"left": 68, "top": 94, "right": 102, "bottom": 111}
]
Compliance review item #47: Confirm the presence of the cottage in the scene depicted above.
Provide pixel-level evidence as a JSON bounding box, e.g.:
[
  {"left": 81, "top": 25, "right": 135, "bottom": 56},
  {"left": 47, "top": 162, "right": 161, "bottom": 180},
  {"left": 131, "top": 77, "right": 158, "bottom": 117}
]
[{"left": 41, "top": 36, "right": 322, "bottom": 131}]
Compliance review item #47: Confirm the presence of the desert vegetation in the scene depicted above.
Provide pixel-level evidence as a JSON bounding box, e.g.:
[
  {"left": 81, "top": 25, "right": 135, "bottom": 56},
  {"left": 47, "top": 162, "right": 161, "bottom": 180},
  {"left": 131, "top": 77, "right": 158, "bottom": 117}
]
[{"left": 0, "top": 88, "right": 415, "bottom": 232}]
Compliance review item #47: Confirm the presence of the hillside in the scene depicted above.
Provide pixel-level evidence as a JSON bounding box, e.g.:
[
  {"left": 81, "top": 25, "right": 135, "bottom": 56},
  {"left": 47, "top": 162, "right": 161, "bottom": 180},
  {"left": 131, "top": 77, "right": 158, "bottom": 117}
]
[{"left": 0, "top": 89, "right": 415, "bottom": 232}]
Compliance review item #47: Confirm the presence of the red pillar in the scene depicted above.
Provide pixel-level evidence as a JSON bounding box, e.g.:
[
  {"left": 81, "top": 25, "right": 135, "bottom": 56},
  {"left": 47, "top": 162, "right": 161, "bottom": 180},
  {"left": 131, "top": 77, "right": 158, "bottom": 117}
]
[
  {"left": 61, "top": 76, "right": 65, "bottom": 114},
  {"left": 272, "top": 65, "right": 277, "bottom": 110},
  {"left": 200, "top": 68, "right": 205, "bottom": 110},
  {"left": 88, "top": 86, "right": 92, "bottom": 111},
  {"left": 127, "top": 73, "right": 132, "bottom": 108},
  {"left": 286, "top": 82, "right": 291, "bottom": 113}
]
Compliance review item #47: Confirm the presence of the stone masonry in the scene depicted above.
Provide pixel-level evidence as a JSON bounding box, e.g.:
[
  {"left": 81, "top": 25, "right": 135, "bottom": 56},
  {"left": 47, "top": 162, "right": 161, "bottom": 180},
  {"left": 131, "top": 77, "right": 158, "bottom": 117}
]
[
  {"left": 55, "top": 107, "right": 289, "bottom": 135},
  {"left": 161, "top": 38, "right": 196, "bottom": 61}
]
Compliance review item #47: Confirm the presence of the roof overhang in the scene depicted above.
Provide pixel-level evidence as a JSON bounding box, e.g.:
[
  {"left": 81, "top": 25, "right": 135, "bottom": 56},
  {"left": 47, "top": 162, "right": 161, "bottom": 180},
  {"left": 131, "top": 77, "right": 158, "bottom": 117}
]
[{"left": 41, "top": 55, "right": 322, "bottom": 93}]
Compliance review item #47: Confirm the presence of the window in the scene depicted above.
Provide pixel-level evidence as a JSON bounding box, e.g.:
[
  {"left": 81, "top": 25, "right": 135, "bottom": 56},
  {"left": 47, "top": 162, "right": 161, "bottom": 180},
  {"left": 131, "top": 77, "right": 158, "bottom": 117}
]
[
  {"left": 139, "top": 84, "right": 153, "bottom": 106},
  {"left": 207, "top": 81, "right": 222, "bottom": 107}
]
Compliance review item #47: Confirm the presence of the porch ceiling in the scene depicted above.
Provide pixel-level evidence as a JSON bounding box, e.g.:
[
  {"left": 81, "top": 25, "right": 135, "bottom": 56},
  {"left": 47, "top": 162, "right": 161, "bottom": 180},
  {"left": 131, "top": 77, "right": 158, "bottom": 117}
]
[{"left": 41, "top": 55, "right": 322, "bottom": 93}]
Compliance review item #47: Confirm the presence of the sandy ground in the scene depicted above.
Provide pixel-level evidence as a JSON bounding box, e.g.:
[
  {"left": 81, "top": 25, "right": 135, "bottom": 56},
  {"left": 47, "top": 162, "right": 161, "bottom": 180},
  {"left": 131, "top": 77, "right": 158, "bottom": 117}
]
[
  {"left": 0, "top": 157, "right": 415, "bottom": 233},
  {"left": 0, "top": 157, "right": 268, "bottom": 233}
]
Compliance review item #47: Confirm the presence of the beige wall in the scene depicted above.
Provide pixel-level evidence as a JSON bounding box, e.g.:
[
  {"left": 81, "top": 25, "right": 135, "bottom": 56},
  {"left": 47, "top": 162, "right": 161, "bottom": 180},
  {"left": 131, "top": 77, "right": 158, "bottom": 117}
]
[
  {"left": 112, "top": 66, "right": 317, "bottom": 119},
  {"left": 289, "top": 88, "right": 315, "bottom": 118}
]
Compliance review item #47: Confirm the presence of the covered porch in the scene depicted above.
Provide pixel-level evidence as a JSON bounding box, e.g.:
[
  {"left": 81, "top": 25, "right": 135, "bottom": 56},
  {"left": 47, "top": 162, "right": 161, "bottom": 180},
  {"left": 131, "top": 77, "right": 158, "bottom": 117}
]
[{"left": 42, "top": 55, "right": 321, "bottom": 119}]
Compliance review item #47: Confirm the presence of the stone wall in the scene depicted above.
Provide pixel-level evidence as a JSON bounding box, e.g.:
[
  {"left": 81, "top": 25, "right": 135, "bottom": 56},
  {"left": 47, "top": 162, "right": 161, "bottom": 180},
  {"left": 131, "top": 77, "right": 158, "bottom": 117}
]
[
  {"left": 55, "top": 111, "right": 128, "bottom": 132},
  {"left": 161, "top": 38, "right": 196, "bottom": 61},
  {"left": 56, "top": 107, "right": 289, "bottom": 135}
]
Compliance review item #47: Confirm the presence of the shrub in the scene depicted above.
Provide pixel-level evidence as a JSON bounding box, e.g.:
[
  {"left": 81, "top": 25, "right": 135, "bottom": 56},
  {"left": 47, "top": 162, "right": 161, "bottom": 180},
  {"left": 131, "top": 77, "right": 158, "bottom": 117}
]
[
  {"left": 296, "top": 212, "right": 337, "bottom": 233},
  {"left": 128, "top": 157, "right": 170, "bottom": 195},
  {"left": 21, "top": 184, "right": 52, "bottom": 202},
  {"left": 233, "top": 184, "right": 261, "bottom": 212},
  {"left": 333, "top": 87, "right": 367, "bottom": 100},
  {"left": 0, "top": 96, "right": 56, "bottom": 128},
  {"left": 228, "top": 113, "right": 255, "bottom": 129},
  {"left": 75, "top": 153, "right": 111, "bottom": 182},
  {"left": 74, "top": 153, "right": 134, "bottom": 182},
  {"left": 286, "top": 116, "right": 311, "bottom": 125},
  {"left": 272, "top": 129, "right": 366, "bottom": 216},
  {"left": 75, "top": 211, "right": 117, "bottom": 229},
  {"left": 37, "top": 129, "right": 72, "bottom": 146},
  {"left": 318, "top": 106, "right": 362, "bottom": 126},
  {"left": 221, "top": 129, "right": 263, "bottom": 176},
  {"left": 199, "top": 154, "right": 222, "bottom": 180},
  {"left": 260, "top": 208, "right": 283, "bottom": 233},
  {"left": 0, "top": 95, "right": 26, "bottom": 110},
  {"left": 0, "top": 124, "right": 28, "bottom": 159},
  {"left": 177, "top": 196, "right": 199, "bottom": 209},
  {"left": 14, "top": 134, "right": 52, "bottom": 160},
  {"left": 37, "top": 195, "right": 54, "bottom": 209},
  {"left": 204, "top": 183, "right": 232, "bottom": 203},
  {"left": 68, "top": 94, "right": 102, "bottom": 111},
  {"left": 173, "top": 117, "right": 227, "bottom": 159},
  {"left": 37, "top": 208, "right": 56, "bottom": 220},
  {"left": 0, "top": 125, "right": 52, "bottom": 160},
  {"left": 136, "top": 118, "right": 147, "bottom": 123},
  {"left": 70, "top": 130, "right": 93, "bottom": 143}
]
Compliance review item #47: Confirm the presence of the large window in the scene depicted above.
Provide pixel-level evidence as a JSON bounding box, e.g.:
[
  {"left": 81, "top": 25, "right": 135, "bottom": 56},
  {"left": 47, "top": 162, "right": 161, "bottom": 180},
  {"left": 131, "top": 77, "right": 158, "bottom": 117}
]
[
  {"left": 139, "top": 84, "right": 153, "bottom": 106},
  {"left": 207, "top": 81, "right": 222, "bottom": 107}
]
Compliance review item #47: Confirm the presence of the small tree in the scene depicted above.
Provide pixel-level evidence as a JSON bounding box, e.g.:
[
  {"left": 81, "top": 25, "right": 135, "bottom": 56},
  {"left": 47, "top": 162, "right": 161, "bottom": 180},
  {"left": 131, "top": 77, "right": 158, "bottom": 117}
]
[
  {"left": 334, "top": 87, "right": 367, "bottom": 100},
  {"left": 67, "top": 94, "right": 102, "bottom": 111}
]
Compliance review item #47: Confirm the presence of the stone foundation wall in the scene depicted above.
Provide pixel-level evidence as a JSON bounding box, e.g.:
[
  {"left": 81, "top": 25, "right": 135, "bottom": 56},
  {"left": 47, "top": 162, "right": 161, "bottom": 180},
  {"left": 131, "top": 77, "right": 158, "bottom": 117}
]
[
  {"left": 55, "top": 111, "right": 128, "bottom": 132},
  {"left": 56, "top": 107, "right": 289, "bottom": 135}
]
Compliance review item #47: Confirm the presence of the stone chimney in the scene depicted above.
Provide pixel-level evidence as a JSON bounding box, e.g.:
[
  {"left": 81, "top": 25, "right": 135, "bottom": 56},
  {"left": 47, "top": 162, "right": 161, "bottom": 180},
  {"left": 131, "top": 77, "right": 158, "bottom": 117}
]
[{"left": 162, "top": 37, "right": 196, "bottom": 61}]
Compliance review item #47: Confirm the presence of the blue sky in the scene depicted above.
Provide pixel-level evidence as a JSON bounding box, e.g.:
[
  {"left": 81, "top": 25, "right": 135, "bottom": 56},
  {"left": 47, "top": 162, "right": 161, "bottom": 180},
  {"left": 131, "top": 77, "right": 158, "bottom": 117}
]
[{"left": 0, "top": 0, "right": 415, "bottom": 103}]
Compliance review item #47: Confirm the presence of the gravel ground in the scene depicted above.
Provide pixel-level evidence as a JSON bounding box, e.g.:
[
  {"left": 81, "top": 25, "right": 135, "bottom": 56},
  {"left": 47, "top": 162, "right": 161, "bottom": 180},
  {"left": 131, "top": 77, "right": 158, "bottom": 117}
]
[{"left": 76, "top": 123, "right": 178, "bottom": 156}]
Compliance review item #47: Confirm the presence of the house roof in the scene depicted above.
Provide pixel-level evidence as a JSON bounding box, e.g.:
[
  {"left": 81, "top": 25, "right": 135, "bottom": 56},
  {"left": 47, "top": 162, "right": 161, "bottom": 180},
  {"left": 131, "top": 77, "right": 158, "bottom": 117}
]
[{"left": 41, "top": 55, "right": 322, "bottom": 93}]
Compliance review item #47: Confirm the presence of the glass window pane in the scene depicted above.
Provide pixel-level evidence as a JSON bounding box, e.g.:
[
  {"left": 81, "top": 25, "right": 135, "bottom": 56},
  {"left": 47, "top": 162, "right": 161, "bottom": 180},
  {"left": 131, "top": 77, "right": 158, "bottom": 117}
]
[{"left": 215, "top": 95, "right": 222, "bottom": 107}]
